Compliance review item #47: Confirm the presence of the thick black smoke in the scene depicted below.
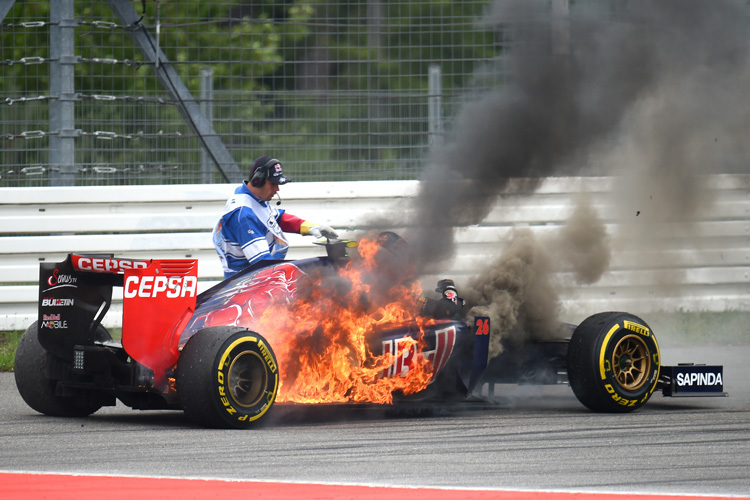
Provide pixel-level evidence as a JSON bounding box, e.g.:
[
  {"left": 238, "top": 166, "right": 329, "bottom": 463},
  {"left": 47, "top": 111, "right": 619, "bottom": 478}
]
[
  {"left": 374, "top": 0, "right": 750, "bottom": 347},
  {"left": 407, "top": 0, "right": 750, "bottom": 269}
]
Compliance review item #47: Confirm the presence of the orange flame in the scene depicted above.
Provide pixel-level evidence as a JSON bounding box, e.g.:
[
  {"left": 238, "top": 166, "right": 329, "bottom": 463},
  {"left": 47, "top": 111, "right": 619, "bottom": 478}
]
[{"left": 255, "top": 236, "right": 435, "bottom": 404}]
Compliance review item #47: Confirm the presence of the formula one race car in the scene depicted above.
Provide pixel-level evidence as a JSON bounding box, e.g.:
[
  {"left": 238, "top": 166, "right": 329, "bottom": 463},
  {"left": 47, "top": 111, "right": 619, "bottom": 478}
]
[{"left": 14, "top": 235, "right": 726, "bottom": 428}]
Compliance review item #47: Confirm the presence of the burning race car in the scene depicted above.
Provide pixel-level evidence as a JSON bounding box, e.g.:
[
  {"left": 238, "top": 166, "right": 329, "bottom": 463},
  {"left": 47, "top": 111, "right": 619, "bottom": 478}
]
[{"left": 14, "top": 233, "right": 725, "bottom": 428}]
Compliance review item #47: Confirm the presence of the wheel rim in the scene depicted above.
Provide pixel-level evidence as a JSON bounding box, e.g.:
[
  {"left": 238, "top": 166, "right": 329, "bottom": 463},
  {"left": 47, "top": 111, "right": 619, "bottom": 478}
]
[
  {"left": 227, "top": 350, "right": 268, "bottom": 408},
  {"left": 611, "top": 334, "right": 651, "bottom": 391}
]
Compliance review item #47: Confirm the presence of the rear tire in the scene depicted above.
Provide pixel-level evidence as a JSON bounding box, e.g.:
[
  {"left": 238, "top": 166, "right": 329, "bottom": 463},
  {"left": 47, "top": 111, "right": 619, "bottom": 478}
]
[
  {"left": 567, "top": 312, "right": 660, "bottom": 412},
  {"left": 14, "top": 322, "right": 103, "bottom": 417},
  {"left": 177, "top": 327, "right": 279, "bottom": 429}
]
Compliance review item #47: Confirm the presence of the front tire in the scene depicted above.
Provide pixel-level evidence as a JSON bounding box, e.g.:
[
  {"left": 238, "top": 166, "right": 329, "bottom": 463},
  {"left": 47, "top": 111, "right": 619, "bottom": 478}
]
[
  {"left": 567, "top": 312, "right": 660, "bottom": 413},
  {"left": 176, "top": 327, "right": 279, "bottom": 429},
  {"left": 14, "top": 322, "right": 103, "bottom": 417}
]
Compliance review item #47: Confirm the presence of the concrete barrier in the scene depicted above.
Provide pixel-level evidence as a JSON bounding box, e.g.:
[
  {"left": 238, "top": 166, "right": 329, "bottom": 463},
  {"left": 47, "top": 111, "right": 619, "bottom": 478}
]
[{"left": 1, "top": 176, "right": 748, "bottom": 329}]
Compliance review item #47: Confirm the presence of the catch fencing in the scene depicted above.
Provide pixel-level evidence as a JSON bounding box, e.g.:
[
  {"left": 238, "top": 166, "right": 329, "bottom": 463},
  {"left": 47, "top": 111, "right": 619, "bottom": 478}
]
[
  {"left": 1, "top": 175, "right": 748, "bottom": 330},
  {"left": 1, "top": 0, "right": 508, "bottom": 186}
]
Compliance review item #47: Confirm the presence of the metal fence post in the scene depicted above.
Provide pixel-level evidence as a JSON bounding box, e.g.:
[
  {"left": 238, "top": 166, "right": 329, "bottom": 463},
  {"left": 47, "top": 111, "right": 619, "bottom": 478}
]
[
  {"left": 49, "top": 0, "right": 77, "bottom": 186},
  {"left": 200, "top": 67, "right": 214, "bottom": 184},
  {"left": 428, "top": 64, "right": 442, "bottom": 147}
]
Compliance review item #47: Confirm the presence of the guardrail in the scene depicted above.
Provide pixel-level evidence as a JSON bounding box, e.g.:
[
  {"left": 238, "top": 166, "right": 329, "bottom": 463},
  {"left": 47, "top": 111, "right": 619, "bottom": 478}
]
[{"left": 1, "top": 176, "right": 748, "bottom": 330}]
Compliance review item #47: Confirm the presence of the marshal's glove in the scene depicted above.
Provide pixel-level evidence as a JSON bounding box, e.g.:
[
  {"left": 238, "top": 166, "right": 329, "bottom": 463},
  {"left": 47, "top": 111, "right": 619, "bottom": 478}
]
[
  {"left": 301, "top": 221, "right": 338, "bottom": 239},
  {"left": 310, "top": 225, "right": 338, "bottom": 239}
]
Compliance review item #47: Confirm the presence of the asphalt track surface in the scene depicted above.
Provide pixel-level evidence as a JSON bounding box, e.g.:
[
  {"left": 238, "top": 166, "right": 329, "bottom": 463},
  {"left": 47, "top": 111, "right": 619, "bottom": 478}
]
[{"left": 1, "top": 342, "right": 749, "bottom": 499}]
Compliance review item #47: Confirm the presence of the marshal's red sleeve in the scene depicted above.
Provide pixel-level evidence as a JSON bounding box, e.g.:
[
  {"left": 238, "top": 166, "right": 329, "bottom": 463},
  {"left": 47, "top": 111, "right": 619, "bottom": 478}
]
[{"left": 279, "top": 212, "right": 304, "bottom": 233}]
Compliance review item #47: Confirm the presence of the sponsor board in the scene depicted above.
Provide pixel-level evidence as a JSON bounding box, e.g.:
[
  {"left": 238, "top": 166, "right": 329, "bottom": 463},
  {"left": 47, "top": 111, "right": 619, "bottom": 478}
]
[
  {"left": 673, "top": 365, "right": 724, "bottom": 393},
  {"left": 44, "top": 269, "right": 78, "bottom": 290},
  {"left": 123, "top": 275, "right": 198, "bottom": 298},
  {"left": 121, "top": 259, "right": 199, "bottom": 386},
  {"left": 663, "top": 365, "right": 725, "bottom": 395},
  {"left": 41, "top": 297, "right": 75, "bottom": 307},
  {"left": 71, "top": 255, "right": 149, "bottom": 274}
]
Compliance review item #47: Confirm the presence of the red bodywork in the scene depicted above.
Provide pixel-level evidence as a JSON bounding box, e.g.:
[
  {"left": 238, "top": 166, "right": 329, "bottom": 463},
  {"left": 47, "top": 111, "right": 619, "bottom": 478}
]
[
  {"left": 67, "top": 255, "right": 199, "bottom": 389},
  {"left": 39, "top": 252, "right": 472, "bottom": 405},
  {"left": 121, "top": 260, "right": 198, "bottom": 386}
]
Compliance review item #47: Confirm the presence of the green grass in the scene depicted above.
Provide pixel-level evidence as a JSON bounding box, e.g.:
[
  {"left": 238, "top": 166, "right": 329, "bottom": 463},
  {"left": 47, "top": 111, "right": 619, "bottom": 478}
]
[{"left": 0, "top": 330, "right": 23, "bottom": 372}]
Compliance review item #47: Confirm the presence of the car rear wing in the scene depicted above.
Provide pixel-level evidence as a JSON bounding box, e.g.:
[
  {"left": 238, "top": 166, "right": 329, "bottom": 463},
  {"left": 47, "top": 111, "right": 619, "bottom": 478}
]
[
  {"left": 38, "top": 254, "right": 198, "bottom": 388},
  {"left": 38, "top": 254, "right": 133, "bottom": 360}
]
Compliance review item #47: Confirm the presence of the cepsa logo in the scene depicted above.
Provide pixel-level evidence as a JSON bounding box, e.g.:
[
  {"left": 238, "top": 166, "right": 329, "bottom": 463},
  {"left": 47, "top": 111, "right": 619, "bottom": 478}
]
[
  {"left": 73, "top": 256, "right": 149, "bottom": 274},
  {"left": 124, "top": 275, "right": 198, "bottom": 299}
]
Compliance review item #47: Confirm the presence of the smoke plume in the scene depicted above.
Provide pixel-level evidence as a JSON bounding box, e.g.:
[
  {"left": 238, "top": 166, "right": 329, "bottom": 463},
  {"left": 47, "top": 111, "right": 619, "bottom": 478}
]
[
  {"left": 379, "top": 0, "right": 750, "bottom": 346},
  {"left": 461, "top": 228, "right": 563, "bottom": 357}
]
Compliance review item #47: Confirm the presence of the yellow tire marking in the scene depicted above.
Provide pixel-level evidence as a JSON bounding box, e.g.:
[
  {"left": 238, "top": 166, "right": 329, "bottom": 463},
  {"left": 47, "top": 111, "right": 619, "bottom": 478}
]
[
  {"left": 217, "top": 335, "right": 279, "bottom": 422},
  {"left": 599, "top": 324, "right": 620, "bottom": 380},
  {"left": 219, "top": 335, "right": 258, "bottom": 369},
  {"left": 646, "top": 333, "right": 661, "bottom": 398}
]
